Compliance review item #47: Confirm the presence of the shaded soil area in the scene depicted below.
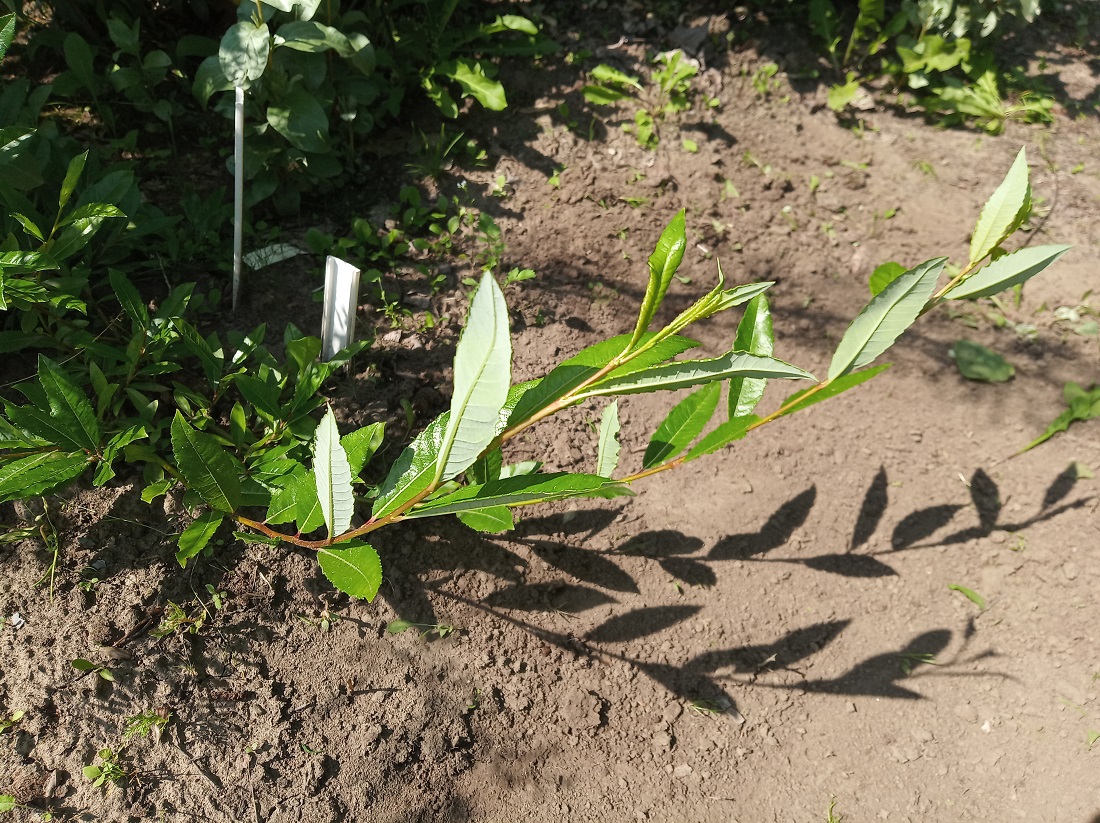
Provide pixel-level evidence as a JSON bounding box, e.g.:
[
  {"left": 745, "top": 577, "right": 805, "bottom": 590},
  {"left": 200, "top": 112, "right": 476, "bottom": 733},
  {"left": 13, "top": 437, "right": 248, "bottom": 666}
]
[{"left": 3, "top": 5, "right": 1100, "bottom": 822}]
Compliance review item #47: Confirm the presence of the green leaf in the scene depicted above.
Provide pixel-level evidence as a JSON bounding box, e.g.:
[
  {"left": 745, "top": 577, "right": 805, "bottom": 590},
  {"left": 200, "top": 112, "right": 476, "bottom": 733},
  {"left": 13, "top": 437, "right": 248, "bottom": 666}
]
[
  {"left": 440, "top": 58, "right": 507, "bottom": 110},
  {"left": 630, "top": 210, "right": 687, "bottom": 348},
  {"left": 969, "top": 147, "right": 1031, "bottom": 264},
  {"left": 780, "top": 365, "right": 891, "bottom": 418},
  {"left": 176, "top": 510, "right": 223, "bottom": 568},
  {"left": 0, "top": 794, "right": 15, "bottom": 813},
  {"left": 313, "top": 406, "right": 354, "bottom": 538},
  {"left": 372, "top": 412, "right": 449, "bottom": 518},
  {"left": 436, "top": 272, "right": 511, "bottom": 484},
  {"left": 828, "top": 258, "right": 945, "bottom": 380},
  {"left": 295, "top": 470, "right": 325, "bottom": 533},
  {"left": 868, "top": 261, "right": 907, "bottom": 296},
  {"left": 595, "top": 401, "right": 621, "bottom": 478},
  {"left": 506, "top": 333, "right": 697, "bottom": 428},
  {"left": 141, "top": 477, "right": 173, "bottom": 504},
  {"left": 683, "top": 414, "right": 758, "bottom": 461},
  {"left": 591, "top": 64, "right": 642, "bottom": 89},
  {"left": 219, "top": 20, "right": 270, "bottom": 86},
  {"left": 342, "top": 422, "right": 385, "bottom": 477},
  {"left": 387, "top": 619, "right": 415, "bottom": 634},
  {"left": 407, "top": 473, "right": 632, "bottom": 518},
  {"left": 0, "top": 451, "right": 89, "bottom": 503},
  {"left": 0, "top": 13, "right": 16, "bottom": 63},
  {"left": 583, "top": 85, "right": 631, "bottom": 105},
  {"left": 38, "top": 355, "right": 100, "bottom": 451},
  {"left": 58, "top": 151, "right": 88, "bottom": 214},
  {"left": 63, "top": 33, "right": 97, "bottom": 93},
  {"left": 645, "top": 382, "right": 720, "bottom": 468},
  {"left": 318, "top": 540, "right": 382, "bottom": 600},
  {"left": 274, "top": 20, "right": 351, "bottom": 55},
  {"left": 267, "top": 87, "right": 329, "bottom": 153},
  {"left": 948, "top": 583, "right": 986, "bottom": 610},
  {"left": 109, "top": 269, "right": 149, "bottom": 327},
  {"left": 728, "top": 293, "right": 773, "bottom": 417},
  {"left": 952, "top": 340, "right": 1014, "bottom": 382},
  {"left": 170, "top": 412, "right": 241, "bottom": 513},
  {"left": 1017, "top": 383, "right": 1100, "bottom": 454},
  {"left": 265, "top": 465, "right": 305, "bottom": 525},
  {"left": 457, "top": 506, "right": 515, "bottom": 533},
  {"left": 582, "top": 351, "right": 813, "bottom": 398},
  {"left": 945, "top": 245, "right": 1071, "bottom": 301}
]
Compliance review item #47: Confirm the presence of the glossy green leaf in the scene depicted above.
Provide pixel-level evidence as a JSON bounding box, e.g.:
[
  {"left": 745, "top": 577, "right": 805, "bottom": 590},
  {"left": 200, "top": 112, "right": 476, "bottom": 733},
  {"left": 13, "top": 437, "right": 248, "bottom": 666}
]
[
  {"left": 630, "top": 210, "right": 687, "bottom": 348},
  {"left": 109, "top": 269, "right": 149, "bottom": 327},
  {"left": 952, "top": 340, "right": 1014, "bottom": 382},
  {"left": 274, "top": 20, "right": 351, "bottom": 55},
  {"left": 869, "top": 261, "right": 907, "bottom": 296},
  {"left": 342, "top": 422, "right": 385, "bottom": 477},
  {"left": 0, "top": 451, "right": 89, "bottom": 503},
  {"left": 457, "top": 506, "right": 515, "bottom": 533},
  {"left": 683, "top": 414, "right": 758, "bottom": 461},
  {"left": 970, "top": 147, "right": 1030, "bottom": 264},
  {"left": 39, "top": 356, "right": 100, "bottom": 451},
  {"left": 582, "top": 351, "right": 813, "bottom": 398},
  {"left": 313, "top": 407, "right": 354, "bottom": 538},
  {"left": 407, "top": 473, "right": 633, "bottom": 518},
  {"left": 176, "top": 510, "right": 223, "bottom": 568},
  {"left": 219, "top": 20, "right": 270, "bottom": 86},
  {"left": 437, "top": 272, "right": 511, "bottom": 483},
  {"left": 296, "top": 471, "right": 325, "bottom": 534},
  {"left": 0, "top": 14, "right": 15, "bottom": 63},
  {"left": 828, "top": 258, "right": 945, "bottom": 380},
  {"left": 780, "top": 365, "right": 891, "bottom": 418},
  {"left": 58, "top": 151, "right": 88, "bottom": 213},
  {"left": 318, "top": 540, "right": 382, "bottom": 600},
  {"left": 372, "top": 412, "right": 449, "bottom": 518},
  {"left": 141, "top": 477, "right": 173, "bottom": 504},
  {"left": 728, "top": 293, "right": 773, "bottom": 417},
  {"left": 441, "top": 58, "right": 506, "bottom": 110},
  {"left": 596, "top": 401, "right": 621, "bottom": 478},
  {"left": 945, "top": 245, "right": 1070, "bottom": 301},
  {"left": 506, "top": 333, "right": 697, "bottom": 428},
  {"left": 645, "top": 382, "right": 720, "bottom": 468},
  {"left": 467, "top": 448, "right": 503, "bottom": 485},
  {"left": 170, "top": 412, "right": 241, "bottom": 513},
  {"left": 265, "top": 466, "right": 306, "bottom": 525},
  {"left": 267, "top": 87, "right": 329, "bottom": 153}
]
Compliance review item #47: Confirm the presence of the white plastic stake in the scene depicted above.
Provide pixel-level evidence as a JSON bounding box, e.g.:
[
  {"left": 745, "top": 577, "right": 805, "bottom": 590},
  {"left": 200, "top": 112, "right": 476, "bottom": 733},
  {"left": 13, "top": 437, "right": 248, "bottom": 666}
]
[
  {"left": 232, "top": 85, "right": 245, "bottom": 310},
  {"left": 321, "top": 256, "right": 361, "bottom": 362}
]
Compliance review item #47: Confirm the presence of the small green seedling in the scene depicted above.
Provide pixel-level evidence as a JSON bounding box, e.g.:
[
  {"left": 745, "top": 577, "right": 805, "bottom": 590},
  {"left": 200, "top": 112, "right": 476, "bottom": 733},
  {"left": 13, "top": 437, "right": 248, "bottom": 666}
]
[
  {"left": 899, "top": 652, "right": 940, "bottom": 675},
  {"left": 826, "top": 797, "right": 844, "bottom": 823},
  {"left": 951, "top": 340, "right": 1015, "bottom": 383},
  {"left": 83, "top": 747, "right": 127, "bottom": 791},
  {"left": 122, "top": 710, "right": 171, "bottom": 742},
  {"left": 948, "top": 584, "right": 987, "bottom": 610},
  {"left": 151, "top": 601, "right": 208, "bottom": 639},
  {"left": 386, "top": 619, "right": 457, "bottom": 640},
  {"left": 1087, "top": 730, "right": 1100, "bottom": 751},
  {"left": 688, "top": 698, "right": 726, "bottom": 717},
  {"left": 0, "top": 710, "right": 24, "bottom": 734},
  {"left": 1017, "top": 383, "right": 1100, "bottom": 454},
  {"left": 71, "top": 658, "right": 116, "bottom": 682}
]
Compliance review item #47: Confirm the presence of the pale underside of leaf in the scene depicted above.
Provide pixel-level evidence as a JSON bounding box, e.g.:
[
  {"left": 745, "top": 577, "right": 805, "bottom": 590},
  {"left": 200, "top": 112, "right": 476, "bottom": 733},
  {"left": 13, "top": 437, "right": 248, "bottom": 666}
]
[
  {"left": 582, "top": 351, "right": 813, "bottom": 397},
  {"left": 313, "top": 407, "right": 355, "bottom": 538},
  {"left": 969, "top": 147, "right": 1030, "bottom": 264},
  {"left": 945, "top": 244, "right": 1070, "bottom": 301},
  {"left": 596, "top": 401, "right": 621, "bottom": 478}
]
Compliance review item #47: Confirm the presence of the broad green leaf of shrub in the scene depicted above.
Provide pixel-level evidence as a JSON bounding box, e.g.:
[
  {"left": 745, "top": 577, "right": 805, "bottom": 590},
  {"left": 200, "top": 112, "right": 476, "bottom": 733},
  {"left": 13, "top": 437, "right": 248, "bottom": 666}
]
[
  {"left": 0, "top": 451, "right": 89, "bottom": 503},
  {"left": 728, "top": 293, "right": 773, "bottom": 417},
  {"left": 318, "top": 540, "right": 382, "bottom": 600},
  {"left": 951, "top": 340, "right": 1014, "bottom": 382},
  {"left": 596, "top": 401, "right": 621, "bottom": 478},
  {"left": 37, "top": 355, "right": 100, "bottom": 451},
  {"left": 342, "top": 422, "right": 385, "bottom": 477},
  {"left": 0, "top": 14, "right": 15, "bottom": 63},
  {"left": 828, "top": 258, "right": 945, "bottom": 380},
  {"left": 275, "top": 21, "right": 351, "bottom": 55},
  {"left": 219, "top": 20, "right": 270, "bottom": 86},
  {"left": 193, "top": 55, "right": 233, "bottom": 106},
  {"left": 407, "top": 473, "right": 632, "bottom": 518},
  {"left": 373, "top": 412, "right": 449, "bottom": 518},
  {"left": 63, "top": 33, "right": 97, "bottom": 93},
  {"left": 267, "top": 87, "right": 330, "bottom": 153},
  {"left": 440, "top": 59, "right": 507, "bottom": 111},
  {"left": 969, "top": 147, "right": 1030, "bottom": 264},
  {"left": 684, "top": 415, "right": 758, "bottom": 461},
  {"left": 171, "top": 412, "right": 241, "bottom": 513},
  {"left": 780, "top": 365, "right": 892, "bottom": 418},
  {"left": 313, "top": 406, "right": 354, "bottom": 539},
  {"left": 945, "top": 245, "right": 1070, "bottom": 301},
  {"left": 456, "top": 506, "right": 514, "bottom": 533},
  {"left": 630, "top": 210, "right": 687, "bottom": 349},
  {"left": 645, "top": 382, "right": 720, "bottom": 468},
  {"left": 868, "top": 261, "right": 907, "bottom": 296},
  {"left": 176, "top": 510, "right": 223, "bottom": 568},
  {"left": 582, "top": 351, "right": 812, "bottom": 397},
  {"left": 436, "top": 272, "right": 511, "bottom": 484}
]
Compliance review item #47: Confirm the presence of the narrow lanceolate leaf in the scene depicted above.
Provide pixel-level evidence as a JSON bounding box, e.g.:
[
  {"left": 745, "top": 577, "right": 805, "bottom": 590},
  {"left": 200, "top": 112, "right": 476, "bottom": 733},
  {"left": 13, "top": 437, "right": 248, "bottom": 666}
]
[
  {"left": 945, "top": 245, "right": 1070, "bottom": 301},
  {"left": 683, "top": 415, "right": 758, "bottom": 461},
  {"left": 457, "top": 506, "right": 515, "bottom": 533},
  {"left": 728, "top": 293, "right": 773, "bottom": 418},
  {"left": 0, "top": 451, "right": 89, "bottom": 503},
  {"left": 406, "top": 473, "right": 633, "bottom": 518},
  {"left": 828, "top": 258, "right": 946, "bottom": 380},
  {"left": 582, "top": 351, "right": 813, "bottom": 398},
  {"left": 38, "top": 356, "right": 100, "bottom": 451},
  {"left": 313, "top": 407, "right": 354, "bottom": 538},
  {"left": 176, "top": 510, "right": 223, "bottom": 568},
  {"left": 342, "top": 422, "right": 385, "bottom": 477},
  {"left": 506, "top": 333, "right": 697, "bottom": 428},
  {"left": 780, "top": 365, "right": 891, "bottom": 418},
  {"left": 644, "top": 382, "right": 721, "bottom": 468},
  {"left": 970, "top": 147, "right": 1030, "bottom": 264},
  {"left": 596, "top": 401, "right": 621, "bottom": 478},
  {"left": 372, "top": 413, "right": 449, "bottom": 518},
  {"left": 170, "top": 412, "right": 241, "bottom": 513},
  {"left": 436, "top": 272, "right": 511, "bottom": 484},
  {"left": 58, "top": 151, "right": 89, "bottom": 214},
  {"left": 629, "top": 210, "right": 687, "bottom": 349},
  {"left": 318, "top": 540, "right": 382, "bottom": 600}
]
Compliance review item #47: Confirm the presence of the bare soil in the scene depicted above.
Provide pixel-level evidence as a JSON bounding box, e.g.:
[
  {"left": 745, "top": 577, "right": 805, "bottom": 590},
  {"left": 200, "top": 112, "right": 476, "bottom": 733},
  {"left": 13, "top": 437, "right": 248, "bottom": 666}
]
[{"left": 3, "top": 6, "right": 1100, "bottom": 823}]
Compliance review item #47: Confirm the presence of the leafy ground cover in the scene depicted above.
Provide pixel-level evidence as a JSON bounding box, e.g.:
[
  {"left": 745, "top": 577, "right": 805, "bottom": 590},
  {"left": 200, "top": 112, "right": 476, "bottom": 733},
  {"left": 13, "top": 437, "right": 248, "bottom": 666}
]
[{"left": 2, "top": 2, "right": 1100, "bottom": 821}]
